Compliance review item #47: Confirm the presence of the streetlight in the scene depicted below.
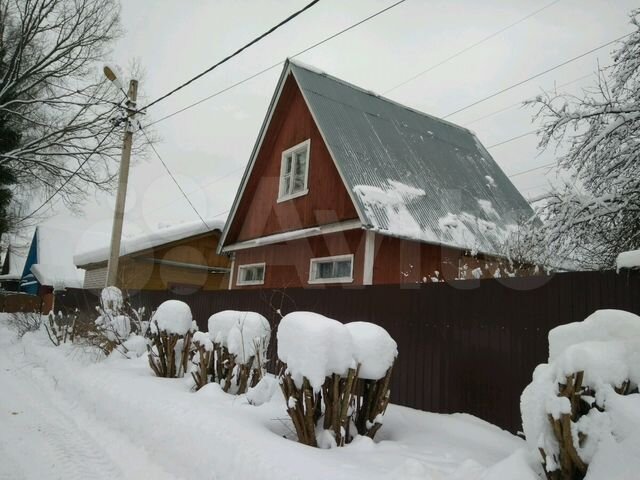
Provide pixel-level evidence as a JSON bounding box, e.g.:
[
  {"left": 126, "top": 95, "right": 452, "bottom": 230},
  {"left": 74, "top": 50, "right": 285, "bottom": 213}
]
[{"left": 104, "top": 65, "right": 138, "bottom": 287}]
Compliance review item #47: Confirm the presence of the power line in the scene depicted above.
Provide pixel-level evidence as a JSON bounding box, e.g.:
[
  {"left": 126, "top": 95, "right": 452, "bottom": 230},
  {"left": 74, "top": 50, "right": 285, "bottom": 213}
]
[
  {"left": 129, "top": 165, "right": 245, "bottom": 220},
  {"left": 139, "top": 126, "right": 212, "bottom": 230},
  {"left": 145, "top": 0, "right": 407, "bottom": 128},
  {"left": 384, "top": 0, "right": 562, "bottom": 94},
  {"left": 486, "top": 129, "right": 537, "bottom": 149},
  {"left": 444, "top": 32, "right": 632, "bottom": 119},
  {"left": 138, "top": 0, "right": 322, "bottom": 114},
  {"left": 463, "top": 73, "right": 594, "bottom": 126},
  {"left": 508, "top": 161, "right": 557, "bottom": 178},
  {"left": 19, "top": 124, "right": 118, "bottom": 223}
]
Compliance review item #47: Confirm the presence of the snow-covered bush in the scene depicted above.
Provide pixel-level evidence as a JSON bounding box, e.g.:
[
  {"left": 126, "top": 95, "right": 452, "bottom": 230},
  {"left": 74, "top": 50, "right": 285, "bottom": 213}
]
[
  {"left": 191, "top": 331, "right": 213, "bottom": 391},
  {"left": 147, "top": 300, "right": 195, "bottom": 378},
  {"left": 346, "top": 322, "right": 397, "bottom": 438},
  {"left": 521, "top": 309, "right": 640, "bottom": 480},
  {"left": 277, "top": 312, "right": 398, "bottom": 447},
  {"left": 204, "top": 310, "right": 271, "bottom": 395}
]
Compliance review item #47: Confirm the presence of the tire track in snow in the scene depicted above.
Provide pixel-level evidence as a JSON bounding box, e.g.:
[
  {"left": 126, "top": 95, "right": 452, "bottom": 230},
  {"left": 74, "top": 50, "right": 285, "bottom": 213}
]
[{"left": 0, "top": 332, "right": 174, "bottom": 480}]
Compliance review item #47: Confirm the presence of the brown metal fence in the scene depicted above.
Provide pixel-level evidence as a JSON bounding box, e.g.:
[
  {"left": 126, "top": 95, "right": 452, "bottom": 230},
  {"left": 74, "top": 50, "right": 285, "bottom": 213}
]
[
  {"left": 0, "top": 292, "right": 42, "bottom": 313},
  {"left": 55, "top": 270, "right": 640, "bottom": 433}
]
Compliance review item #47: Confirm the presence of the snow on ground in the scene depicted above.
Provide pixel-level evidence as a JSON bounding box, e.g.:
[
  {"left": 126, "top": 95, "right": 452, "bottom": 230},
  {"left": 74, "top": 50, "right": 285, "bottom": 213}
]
[{"left": 0, "top": 315, "right": 539, "bottom": 480}]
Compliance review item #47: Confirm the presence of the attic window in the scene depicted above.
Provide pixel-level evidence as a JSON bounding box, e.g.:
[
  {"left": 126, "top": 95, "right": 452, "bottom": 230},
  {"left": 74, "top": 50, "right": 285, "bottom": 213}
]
[
  {"left": 309, "top": 254, "right": 354, "bottom": 284},
  {"left": 278, "top": 139, "right": 310, "bottom": 202},
  {"left": 237, "top": 262, "right": 265, "bottom": 286}
]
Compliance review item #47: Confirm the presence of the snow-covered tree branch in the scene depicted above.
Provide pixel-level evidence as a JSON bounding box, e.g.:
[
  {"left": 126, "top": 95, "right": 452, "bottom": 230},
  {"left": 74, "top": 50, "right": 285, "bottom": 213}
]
[
  {"left": 520, "top": 9, "right": 640, "bottom": 270},
  {"left": 0, "top": 0, "right": 142, "bottom": 229}
]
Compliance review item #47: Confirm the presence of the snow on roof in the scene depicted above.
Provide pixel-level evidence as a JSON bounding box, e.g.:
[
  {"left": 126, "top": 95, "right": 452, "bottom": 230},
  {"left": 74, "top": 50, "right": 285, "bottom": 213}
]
[
  {"left": 0, "top": 245, "right": 27, "bottom": 281},
  {"left": 288, "top": 61, "right": 533, "bottom": 255},
  {"left": 221, "top": 60, "right": 533, "bottom": 256},
  {"left": 30, "top": 263, "right": 84, "bottom": 290},
  {"left": 74, "top": 218, "right": 226, "bottom": 267}
]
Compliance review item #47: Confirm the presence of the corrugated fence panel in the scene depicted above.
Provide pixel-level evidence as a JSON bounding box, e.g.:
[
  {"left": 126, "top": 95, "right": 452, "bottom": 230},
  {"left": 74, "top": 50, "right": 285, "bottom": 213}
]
[{"left": 54, "top": 270, "right": 640, "bottom": 433}]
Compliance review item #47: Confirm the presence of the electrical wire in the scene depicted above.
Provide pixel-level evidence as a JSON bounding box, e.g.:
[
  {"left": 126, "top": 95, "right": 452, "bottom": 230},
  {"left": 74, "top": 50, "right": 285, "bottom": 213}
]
[
  {"left": 486, "top": 129, "right": 537, "bottom": 149},
  {"left": 508, "top": 161, "right": 557, "bottom": 178},
  {"left": 463, "top": 72, "right": 594, "bottom": 126},
  {"left": 384, "top": 0, "right": 562, "bottom": 94},
  {"left": 138, "top": 0, "right": 322, "bottom": 114},
  {"left": 144, "top": 0, "right": 407, "bottom": 128},
  {"left": 19, "top": 123, "right": 118, "bottom": 223},
  {"left": 444, "top": 32, "right": 632, "bottom": 119},
  {"left": 139, "top": 125, "right": 212, "bottom": 230}
]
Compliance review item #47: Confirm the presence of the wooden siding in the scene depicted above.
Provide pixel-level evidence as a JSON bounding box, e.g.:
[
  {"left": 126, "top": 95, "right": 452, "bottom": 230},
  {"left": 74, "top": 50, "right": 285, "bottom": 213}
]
[
  {"left": 225, "top": 74, "right": 359, "bottom": 245},
  {"left": 232, "top": 229, "right": 365, "bottom": 289},
  {"left": 83, "top": 232, "right": 230, "bottom": 291}
]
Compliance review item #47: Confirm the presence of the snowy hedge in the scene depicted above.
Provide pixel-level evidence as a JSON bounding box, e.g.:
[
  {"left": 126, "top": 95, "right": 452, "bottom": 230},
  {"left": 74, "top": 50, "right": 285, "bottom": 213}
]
[
  {"left": 147, "top": 300, "right": 195, "bottom": 378},
  {"left": 521, "top": 309, "right": 640, "bottom": 479},
  {"left": 197, "top": 310, "right": 270, "bottom": 394},
  {"left": 277, "top": 312, "right": 398, "bottom": 447}
]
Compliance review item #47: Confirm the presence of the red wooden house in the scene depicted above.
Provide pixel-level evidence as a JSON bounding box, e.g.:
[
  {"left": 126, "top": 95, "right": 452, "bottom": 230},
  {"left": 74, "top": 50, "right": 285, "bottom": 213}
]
[{"left": 219, "top": 60, "right": 533, "bottom": 288}]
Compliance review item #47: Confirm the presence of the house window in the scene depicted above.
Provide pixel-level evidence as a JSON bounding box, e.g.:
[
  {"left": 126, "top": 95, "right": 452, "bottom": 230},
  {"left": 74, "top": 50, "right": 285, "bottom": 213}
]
[
  {"left": 309, "top": 254, "right": 354, "bottom": 284},
  {"left": 237, "top": 262, "right": 266, "bottom": 286},
  {"left": 278, "top": 139, "right": 310, "bottom": 202}
]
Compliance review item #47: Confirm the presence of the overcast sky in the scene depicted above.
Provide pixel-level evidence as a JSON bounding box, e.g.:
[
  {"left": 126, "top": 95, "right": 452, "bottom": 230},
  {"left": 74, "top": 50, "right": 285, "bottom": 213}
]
[{"left": 35, "top": 0, "right": 637, "bottom": 256}]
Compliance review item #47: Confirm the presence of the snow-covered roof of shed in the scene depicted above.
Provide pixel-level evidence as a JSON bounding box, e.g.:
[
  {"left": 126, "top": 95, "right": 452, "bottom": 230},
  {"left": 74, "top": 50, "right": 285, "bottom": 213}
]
[
  {"left": 31, "top": 263, "right": 84, "bottom": 290},
  {"left": 0, "top": 245, "right": 27, "bottom": 281},
  {"left": 286, "top": 59, "right": 533, "bottom": 255},
  {"left": 28, "top": 226, "right": 87, "bottom": 288},
  {"left": 75, "top": 218, "right": 225, "bottom": 267}
]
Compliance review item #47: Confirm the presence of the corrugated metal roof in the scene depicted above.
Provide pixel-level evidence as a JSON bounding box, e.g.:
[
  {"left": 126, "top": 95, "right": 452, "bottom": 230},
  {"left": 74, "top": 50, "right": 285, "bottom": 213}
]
[{"left": 289, "top": 60, "right": 533, "bottom": 256}]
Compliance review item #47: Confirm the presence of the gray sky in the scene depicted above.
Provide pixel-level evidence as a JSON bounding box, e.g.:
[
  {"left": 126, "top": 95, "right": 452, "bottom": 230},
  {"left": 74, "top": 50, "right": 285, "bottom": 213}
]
[{"left": 38, "top": 0, "right": 636, "bottom": 256}]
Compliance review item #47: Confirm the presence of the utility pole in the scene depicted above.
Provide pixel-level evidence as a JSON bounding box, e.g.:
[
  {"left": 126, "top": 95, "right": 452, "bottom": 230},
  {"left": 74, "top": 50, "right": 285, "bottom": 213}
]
[{"left": 105, "top": 78, "right": 138, "bottom": 287}]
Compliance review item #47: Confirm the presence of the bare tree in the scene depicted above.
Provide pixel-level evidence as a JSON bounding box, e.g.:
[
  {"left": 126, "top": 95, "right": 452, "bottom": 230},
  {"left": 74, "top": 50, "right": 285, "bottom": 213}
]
[
  {"left": 0, "top": 0, "right": 134, "bottom": 226},
  {"left": 520, "top": 9, "right": 640, "bottom": 270}
]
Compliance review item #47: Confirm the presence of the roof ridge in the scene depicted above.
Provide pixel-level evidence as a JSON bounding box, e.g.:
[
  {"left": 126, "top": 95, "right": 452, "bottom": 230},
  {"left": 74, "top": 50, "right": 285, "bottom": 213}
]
[{"left": 287, "top": 58, "right": 473, "bottom": 135}]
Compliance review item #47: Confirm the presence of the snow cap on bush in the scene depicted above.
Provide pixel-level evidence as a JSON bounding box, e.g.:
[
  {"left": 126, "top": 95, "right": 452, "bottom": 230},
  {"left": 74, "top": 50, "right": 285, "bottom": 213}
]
[
  {"left": 101, "top": 286, "right": 123, "bottom": 312},
  {"left": 278, "top": 312, "right": 354, "bottom": 391},
  {"left": 521, "top": 309, "right": 640, "bottom": 472},
  {"left": 151, "top": 300, "right": 193, "bottom": 335},
  {"left": 207, "top": 311, "right": 270, "bottom": 358},
  {"left": 192, "top": 331, "right": 213, "bottom": 352},
  {"left": 226, "top": 314, "right": 270, "bottom": 363},
  {"left": 548, "top": 309, "right": 640, "bottom": 361},
  {"left": 345, "top": 322, "right": 397, "bottom": 380}
]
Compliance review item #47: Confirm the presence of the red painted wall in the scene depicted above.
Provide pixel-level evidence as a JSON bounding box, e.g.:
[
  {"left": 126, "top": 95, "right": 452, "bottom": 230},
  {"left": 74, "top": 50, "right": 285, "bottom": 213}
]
[
  {"left": 232, "top": 229, "right": 366, "bottom": 289},
  {"left": 225, "top": 73, "right": 359, "bottom": 246}
]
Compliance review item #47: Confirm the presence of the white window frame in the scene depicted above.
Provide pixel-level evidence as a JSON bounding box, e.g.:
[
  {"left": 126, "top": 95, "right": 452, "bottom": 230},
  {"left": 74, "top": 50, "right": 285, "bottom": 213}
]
[
  {"left": 308, "top": 254, "right": 354, "bottom": 284},
  {"left": 236, "top": 262, "right": 266, "bottom": 286},
  {"left": 277, "top": 139, "right": 310, "bottom": 203}
]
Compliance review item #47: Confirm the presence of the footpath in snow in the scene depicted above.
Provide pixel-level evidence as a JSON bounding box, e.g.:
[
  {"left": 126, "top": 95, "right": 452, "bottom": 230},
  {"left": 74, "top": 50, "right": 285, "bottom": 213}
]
[{"left": 0, "top": 315, "right": 539, "bottom": 480}]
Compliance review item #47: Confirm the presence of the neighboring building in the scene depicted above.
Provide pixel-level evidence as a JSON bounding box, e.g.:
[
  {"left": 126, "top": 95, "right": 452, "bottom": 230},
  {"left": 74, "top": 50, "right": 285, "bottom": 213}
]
[
  {"left": 219, "top": 60, "right": 534, "bottom": 289},
  {"left": 19, "top": 226, "right": 86, "bottom": 312},
  {"left": 0, "top": 244, "right": 27, "bottom": 291},
  {"left": 75, "top": 219, "right": 230, "bottom": 292}
]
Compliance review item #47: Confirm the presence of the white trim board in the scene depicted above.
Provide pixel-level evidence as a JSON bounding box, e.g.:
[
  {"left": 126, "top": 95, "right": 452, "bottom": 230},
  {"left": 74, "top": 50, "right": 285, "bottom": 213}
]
[
  {"left": 222, "top": 219, "right": 362, "bottom": 253},
  {"left": 363, "top": 230, "right": 375, "bottom": 285}
]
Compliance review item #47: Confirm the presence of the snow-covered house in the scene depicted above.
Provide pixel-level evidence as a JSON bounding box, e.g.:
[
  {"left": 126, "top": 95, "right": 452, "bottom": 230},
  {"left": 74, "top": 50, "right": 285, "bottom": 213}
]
[
  {"left": 218, "top": 60, "right": 534, "bottom": 289},
  {"left": 75, "top": 219, "right": 230, "bottom": 293},
  {"left": 18, "top": 226, "right": 86, "bottom": 311}
]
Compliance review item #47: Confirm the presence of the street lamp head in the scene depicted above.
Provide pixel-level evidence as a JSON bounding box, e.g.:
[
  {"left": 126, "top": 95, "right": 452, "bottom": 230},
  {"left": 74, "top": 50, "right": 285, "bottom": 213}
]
[{"left": 103, "top": 64, "right": 124, "bottom": 90}]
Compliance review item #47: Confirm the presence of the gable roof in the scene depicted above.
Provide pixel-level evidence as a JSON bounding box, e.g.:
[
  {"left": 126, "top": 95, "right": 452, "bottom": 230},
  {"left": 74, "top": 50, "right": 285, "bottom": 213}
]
[
  {"left": 22, "top": 226, "right": 86, "bottom": 290},
  {"left": 221, "top": 59, "right": 533, "bottom": 256},
  {"left": 75, "top": 218, "right": 226, "bottom": 267}
]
